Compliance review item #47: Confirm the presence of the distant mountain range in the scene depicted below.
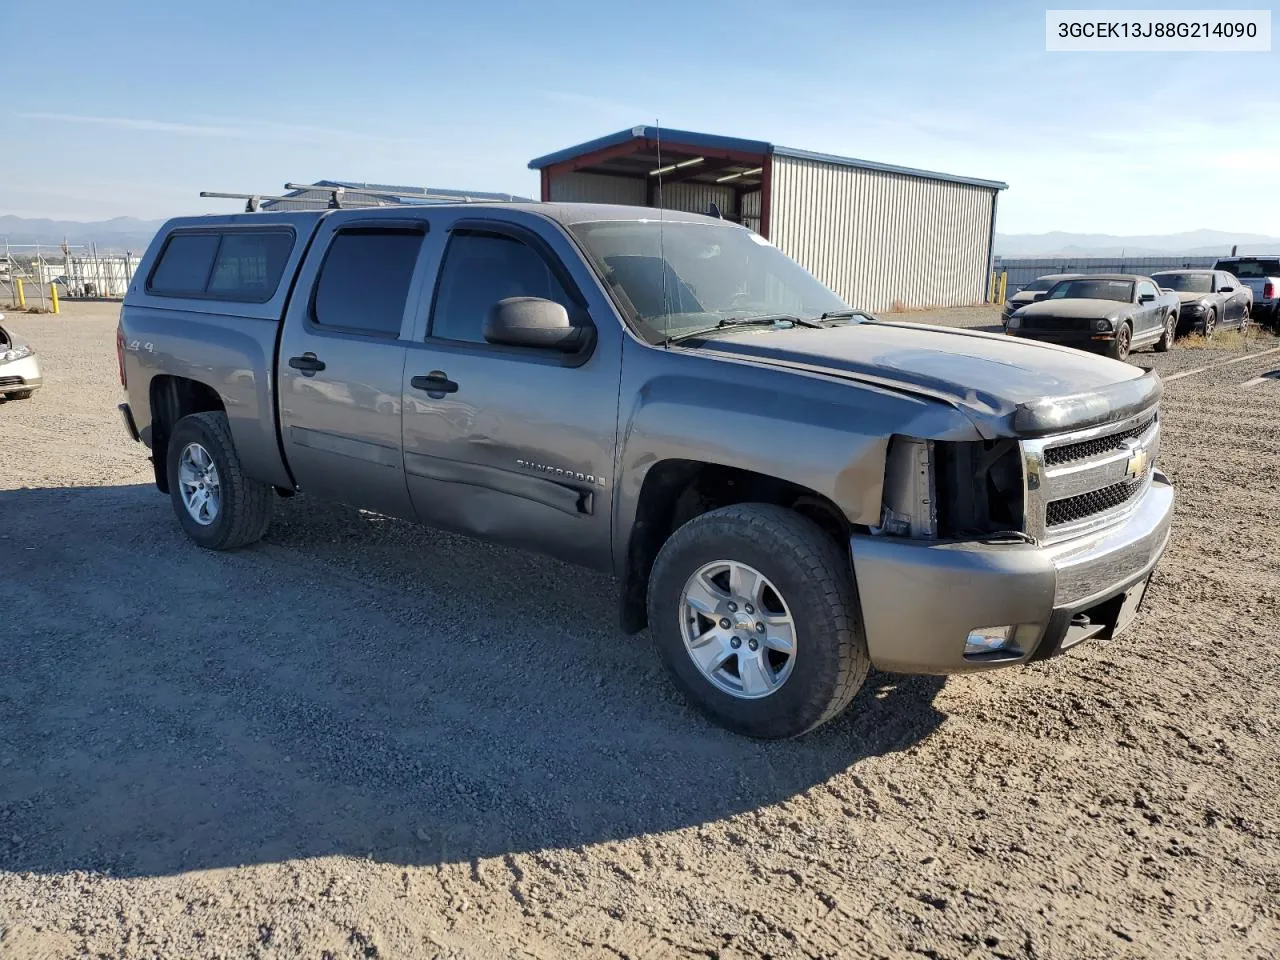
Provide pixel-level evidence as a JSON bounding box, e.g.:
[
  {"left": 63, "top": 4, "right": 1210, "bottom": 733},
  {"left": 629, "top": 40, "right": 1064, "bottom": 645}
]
[
  {"left": 0, "top": 216, "right": 166, "bottom": 255},
  {"left": 3, "top": 216, "right": 1278, "bottom": 260},
  {"left": 995, "top": 229, "right": 1280, "bottom": 258}
]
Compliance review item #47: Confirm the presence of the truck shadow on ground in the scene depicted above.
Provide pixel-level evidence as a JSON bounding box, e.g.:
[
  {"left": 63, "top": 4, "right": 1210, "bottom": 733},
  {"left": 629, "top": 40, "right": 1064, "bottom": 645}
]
[{"left": 0, "top": 484, "right": 946, "bottom": 879}]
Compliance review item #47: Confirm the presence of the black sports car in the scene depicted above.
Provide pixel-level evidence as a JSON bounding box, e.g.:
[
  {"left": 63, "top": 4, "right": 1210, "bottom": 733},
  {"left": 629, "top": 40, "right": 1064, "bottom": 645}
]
[{"left": 1150, "top": 270, "right": 1252, "bottom": 338}]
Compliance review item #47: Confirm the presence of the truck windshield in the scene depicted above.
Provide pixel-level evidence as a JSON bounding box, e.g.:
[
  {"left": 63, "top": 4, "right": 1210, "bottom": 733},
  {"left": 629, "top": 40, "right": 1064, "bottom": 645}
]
[
  {"left": 568, "top": 220, "right": 849, "bottom": 343},
  {"left": 1152, "top": 273, "right": 1211, "bottom": 293},
  {"left": 1046, "top": 279, "right": 1134, "bottom": 303}
]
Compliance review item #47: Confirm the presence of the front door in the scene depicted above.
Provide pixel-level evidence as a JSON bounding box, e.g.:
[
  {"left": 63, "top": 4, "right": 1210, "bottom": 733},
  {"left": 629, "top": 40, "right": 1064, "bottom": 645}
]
[
  {"left": 277, "top": 215, "right": 430, "bottom": 519},
  {"left": 1134, "top": 279, "right": 1161, "bottom": 340},
  {"left": 400, "top": 213, "right": 621, "bottom": 570},
  {"left": 1218, "top": 273, "right": 1243, "bottom": 324}
]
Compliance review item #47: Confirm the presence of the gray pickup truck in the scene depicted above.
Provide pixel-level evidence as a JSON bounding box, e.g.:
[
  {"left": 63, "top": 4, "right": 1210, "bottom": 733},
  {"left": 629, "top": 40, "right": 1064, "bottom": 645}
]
[
  {"left": 1214, "top": 256, "right": 1280, "bottom": 328},
  {"left": 117, "top": 203, "right": 1174, "bottom": 738}
]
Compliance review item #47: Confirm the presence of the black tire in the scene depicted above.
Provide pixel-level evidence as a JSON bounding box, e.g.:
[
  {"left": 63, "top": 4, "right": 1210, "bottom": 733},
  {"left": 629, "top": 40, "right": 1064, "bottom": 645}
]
[
  {"left": 647, "top": 504, "right": 870, "bottom": 739},
  {"left": 1154, "top": 312, "right": 1176, "bottom": 352},
  {"left": 166, "top": 411, "right": 272, "bottom": 550},
  {"left": 4, "top": 390, "right": 34, "bottom": 401},
  {"left": 1107, "top": 322, "right": 1132, "bottom": 361},
  {"left": 1202, "top": 308, "right": 1217, "bottom": 340}
]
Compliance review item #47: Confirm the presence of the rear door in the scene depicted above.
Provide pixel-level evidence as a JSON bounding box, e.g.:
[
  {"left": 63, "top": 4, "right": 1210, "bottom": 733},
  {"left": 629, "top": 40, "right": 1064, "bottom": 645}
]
[
  {"left": 277, "top": 212, "right": 431, "bottom": 519},
  {"left": 398, "top": 209, "right": 622, "bottom": 570}
]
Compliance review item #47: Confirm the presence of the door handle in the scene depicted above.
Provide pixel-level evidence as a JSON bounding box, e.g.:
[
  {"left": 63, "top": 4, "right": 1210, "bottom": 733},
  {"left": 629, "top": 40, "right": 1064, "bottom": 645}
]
[
  {"left": 411, "top": 371, "right": 459, "bottom": 397},
  {"left": 288, "top": 354, "right": 326, "bottom": 375}
]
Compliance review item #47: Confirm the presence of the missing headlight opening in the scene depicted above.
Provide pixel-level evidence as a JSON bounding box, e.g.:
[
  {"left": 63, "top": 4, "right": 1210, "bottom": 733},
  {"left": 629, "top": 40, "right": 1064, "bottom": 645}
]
[
  {"left": 935, "top": 439, "right": 1025, "bottom": 538},
  {"left": 877, "top": 437, "right": 1025, "bottom": 539}
]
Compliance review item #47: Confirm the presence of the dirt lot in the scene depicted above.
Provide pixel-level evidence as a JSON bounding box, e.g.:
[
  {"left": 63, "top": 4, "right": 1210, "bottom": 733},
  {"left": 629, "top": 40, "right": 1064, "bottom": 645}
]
[{"left": 2, "top": 302, "right": 1278, "bottom": 959}]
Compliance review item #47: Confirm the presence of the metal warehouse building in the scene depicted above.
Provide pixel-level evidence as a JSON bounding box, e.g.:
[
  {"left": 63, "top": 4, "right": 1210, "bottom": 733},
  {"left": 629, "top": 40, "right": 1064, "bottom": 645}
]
[{"left": 530, "top": 126, "right": 1007, "bottom": 312}]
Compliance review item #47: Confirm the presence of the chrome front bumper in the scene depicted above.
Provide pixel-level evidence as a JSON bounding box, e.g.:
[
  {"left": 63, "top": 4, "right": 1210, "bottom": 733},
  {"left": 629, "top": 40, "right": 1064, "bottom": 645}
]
[{"left": 851, "top": 472, "right": 1174, "bottom": 674}]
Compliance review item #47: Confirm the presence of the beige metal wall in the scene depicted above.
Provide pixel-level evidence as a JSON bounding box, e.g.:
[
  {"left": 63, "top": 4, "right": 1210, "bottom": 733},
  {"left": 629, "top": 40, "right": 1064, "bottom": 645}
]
[
  {"left": 655, "top": 182, "right": 736, "bottom": 217},
  {"left": 548, "top": 172, "right": 645, "bottom": 204},
  {"left": 548, "top": 174, "right": 736, "bottom": 219},
  {"left": 770, "top": 155, "right": 995, "bottom": 312}
]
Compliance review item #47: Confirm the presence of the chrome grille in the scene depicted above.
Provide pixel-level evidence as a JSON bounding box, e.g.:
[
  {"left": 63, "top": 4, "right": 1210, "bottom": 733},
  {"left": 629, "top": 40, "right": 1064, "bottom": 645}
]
[
  {"left": 1044, "top": 414, "right": 1157, "bottom": 466},
  {"left": 0, "top": 376, "right": 24, "bottom": 387},
  {"left": 1046, "top": 477, "right": 1145, "bottom": 527},
  {"left": 1022, "top": 407, "right": 1160, "bottom": 544}
]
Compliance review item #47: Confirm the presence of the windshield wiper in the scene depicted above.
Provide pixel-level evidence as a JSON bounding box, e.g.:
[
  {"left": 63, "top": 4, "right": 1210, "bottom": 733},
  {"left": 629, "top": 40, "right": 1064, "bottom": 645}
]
[
  {"left": 818, "top": 309, "right": 871, "bottom": 321},
  {"left": 664, "top": 313, "right": 822, "bottom": 345}
]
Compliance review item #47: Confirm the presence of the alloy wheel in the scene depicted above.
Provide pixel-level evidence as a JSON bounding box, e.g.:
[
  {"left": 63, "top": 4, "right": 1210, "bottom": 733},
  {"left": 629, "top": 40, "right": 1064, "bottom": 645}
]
[{"left": 679, "top": 560, "right": 796, "bottom": 699}]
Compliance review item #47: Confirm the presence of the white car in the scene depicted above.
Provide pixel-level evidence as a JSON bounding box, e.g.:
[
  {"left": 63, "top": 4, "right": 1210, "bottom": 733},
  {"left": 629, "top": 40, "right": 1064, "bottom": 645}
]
[{"left": 0, "top": 316, "right": 42, "bottom": 400}]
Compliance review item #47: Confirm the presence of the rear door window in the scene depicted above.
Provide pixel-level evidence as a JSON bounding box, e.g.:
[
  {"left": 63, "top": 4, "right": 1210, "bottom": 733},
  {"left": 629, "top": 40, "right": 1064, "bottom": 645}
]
[{"left": 312, "top": 228, "right": 425, "bottom": 337}]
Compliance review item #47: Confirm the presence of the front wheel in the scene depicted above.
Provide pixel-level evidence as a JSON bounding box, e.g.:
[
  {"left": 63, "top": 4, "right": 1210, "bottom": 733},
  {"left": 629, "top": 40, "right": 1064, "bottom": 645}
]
[
  {"left": 166, "top": 411, "right": 273, "bottom": 550},
  {"left": 1154, "top": 312, "right": 1176, "bottom": 352},
  {"left": 1107, "top": 322, "right": 1132, "bottom": 361},
  {"left": 3, "top": 390, "right": 34, "bottom": 401},
  {"left": 1202, "top": 308, "right": 1217, "bottom": 340},
  {"left": 647, "top": 504, "right": 870, "bottom": 739}
]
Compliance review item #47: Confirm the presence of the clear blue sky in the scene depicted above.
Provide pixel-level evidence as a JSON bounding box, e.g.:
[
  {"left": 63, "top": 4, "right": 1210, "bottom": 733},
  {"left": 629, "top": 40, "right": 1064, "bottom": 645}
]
[{"left": 4, "top": 0, "right": 1277, "bottom": 235}]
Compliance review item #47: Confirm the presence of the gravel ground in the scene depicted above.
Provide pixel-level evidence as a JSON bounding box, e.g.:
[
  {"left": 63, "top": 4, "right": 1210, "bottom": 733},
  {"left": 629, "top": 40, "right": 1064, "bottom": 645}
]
[{"left": 2, "top": 302, "right": 1278, "bottom": 959}]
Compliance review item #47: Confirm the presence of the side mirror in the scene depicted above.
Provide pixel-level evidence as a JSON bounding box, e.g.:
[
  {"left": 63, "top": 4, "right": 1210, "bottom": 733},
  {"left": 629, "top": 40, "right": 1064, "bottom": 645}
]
[
  {"left": 1138, "top": 293, "right": 1155, "bottom": 304},
  {"left": 483, "top": 297, "right": 585, "bottom": 352},
  {"left": 1218, "top": 286, "right": 1232, "bottom": 293}
]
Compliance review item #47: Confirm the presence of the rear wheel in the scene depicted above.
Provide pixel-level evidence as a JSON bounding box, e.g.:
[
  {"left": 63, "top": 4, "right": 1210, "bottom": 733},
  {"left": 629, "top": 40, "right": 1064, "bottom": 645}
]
[
  {"left": 1154, "top": 312, "right": 1176, "bottom": 352},
  {"left": 166, "top": 411, "right": 273, "bottom": 550},
  {"left": 1107, "top": 322, "right": 1132, "bottom": 361},
  {"left": 647, "top": 504, "right": 870, "bottom": 739}
]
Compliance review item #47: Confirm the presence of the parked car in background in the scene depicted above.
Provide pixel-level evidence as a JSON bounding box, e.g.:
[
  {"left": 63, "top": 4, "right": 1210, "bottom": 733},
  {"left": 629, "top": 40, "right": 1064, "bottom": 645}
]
[
  {"left": 1214, "top": 256, "right": 1280, "bottom": 328},
  {"left": 1150, "top": 269, "right": 1252, "bottom": 337},
  {"left": 0, "top": 317, "right": 42, "bottom": 400},
  {"left": 1002, "top": 273, "right": 1082, "bottom": 326},
  {"left": 116, "top": 203, "right": 1173, "bottom": 739},
  {"left": 1005, "top": 275, "right": 1179, "bottom": 360}
]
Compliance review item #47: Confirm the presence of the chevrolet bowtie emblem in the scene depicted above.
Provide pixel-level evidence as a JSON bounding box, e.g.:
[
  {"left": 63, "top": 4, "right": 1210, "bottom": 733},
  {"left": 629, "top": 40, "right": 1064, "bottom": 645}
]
[{"left": 1122, "top": 439, "right": 1149, "bottom": 479}]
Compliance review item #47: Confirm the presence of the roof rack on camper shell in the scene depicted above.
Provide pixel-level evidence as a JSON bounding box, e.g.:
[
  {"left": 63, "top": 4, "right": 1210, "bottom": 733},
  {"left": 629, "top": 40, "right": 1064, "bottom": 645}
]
[{"left": 199, "top": 181, "right": 530, "bottom": 213}]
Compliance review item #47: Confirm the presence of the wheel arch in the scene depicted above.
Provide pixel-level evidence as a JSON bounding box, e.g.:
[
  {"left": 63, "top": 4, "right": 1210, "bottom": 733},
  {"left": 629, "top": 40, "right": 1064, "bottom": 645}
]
[
  {"left": 618, "top": 458, "right": 852, "bottom": 634},
  {"left": 148, "top": 375, "right": 226, "bottom": 492}
]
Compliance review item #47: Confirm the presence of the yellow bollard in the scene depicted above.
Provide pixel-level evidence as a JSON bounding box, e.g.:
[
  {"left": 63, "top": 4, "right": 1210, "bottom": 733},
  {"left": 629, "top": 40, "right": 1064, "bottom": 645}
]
[
  {"left": 989, "top": 271, "right": 997, "bottom": 302},
  {"left": 999, "top": 272, "right": 1008, "bottom": 303},
  {"left": 15, "top": 278, "right": 25, "bottom": 308},
  {"left": 50, "top": 282, "right": 60, "bottom": 314}
]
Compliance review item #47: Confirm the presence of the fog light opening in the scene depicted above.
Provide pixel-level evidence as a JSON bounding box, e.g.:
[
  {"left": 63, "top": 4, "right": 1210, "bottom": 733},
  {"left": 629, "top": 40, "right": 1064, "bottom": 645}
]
[{"left": 964, "top": 625, "right": 1018, "bottom": 657}]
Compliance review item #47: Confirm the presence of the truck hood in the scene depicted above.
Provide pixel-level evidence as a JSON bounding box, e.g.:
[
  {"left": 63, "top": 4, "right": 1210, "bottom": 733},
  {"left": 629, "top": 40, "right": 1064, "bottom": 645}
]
[
  {"left": 1015, "top": 298, "right": 1126, "bottom": 319},
  {"left": 695, "top": 320, "right": 1157, "bottom": 438}
]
